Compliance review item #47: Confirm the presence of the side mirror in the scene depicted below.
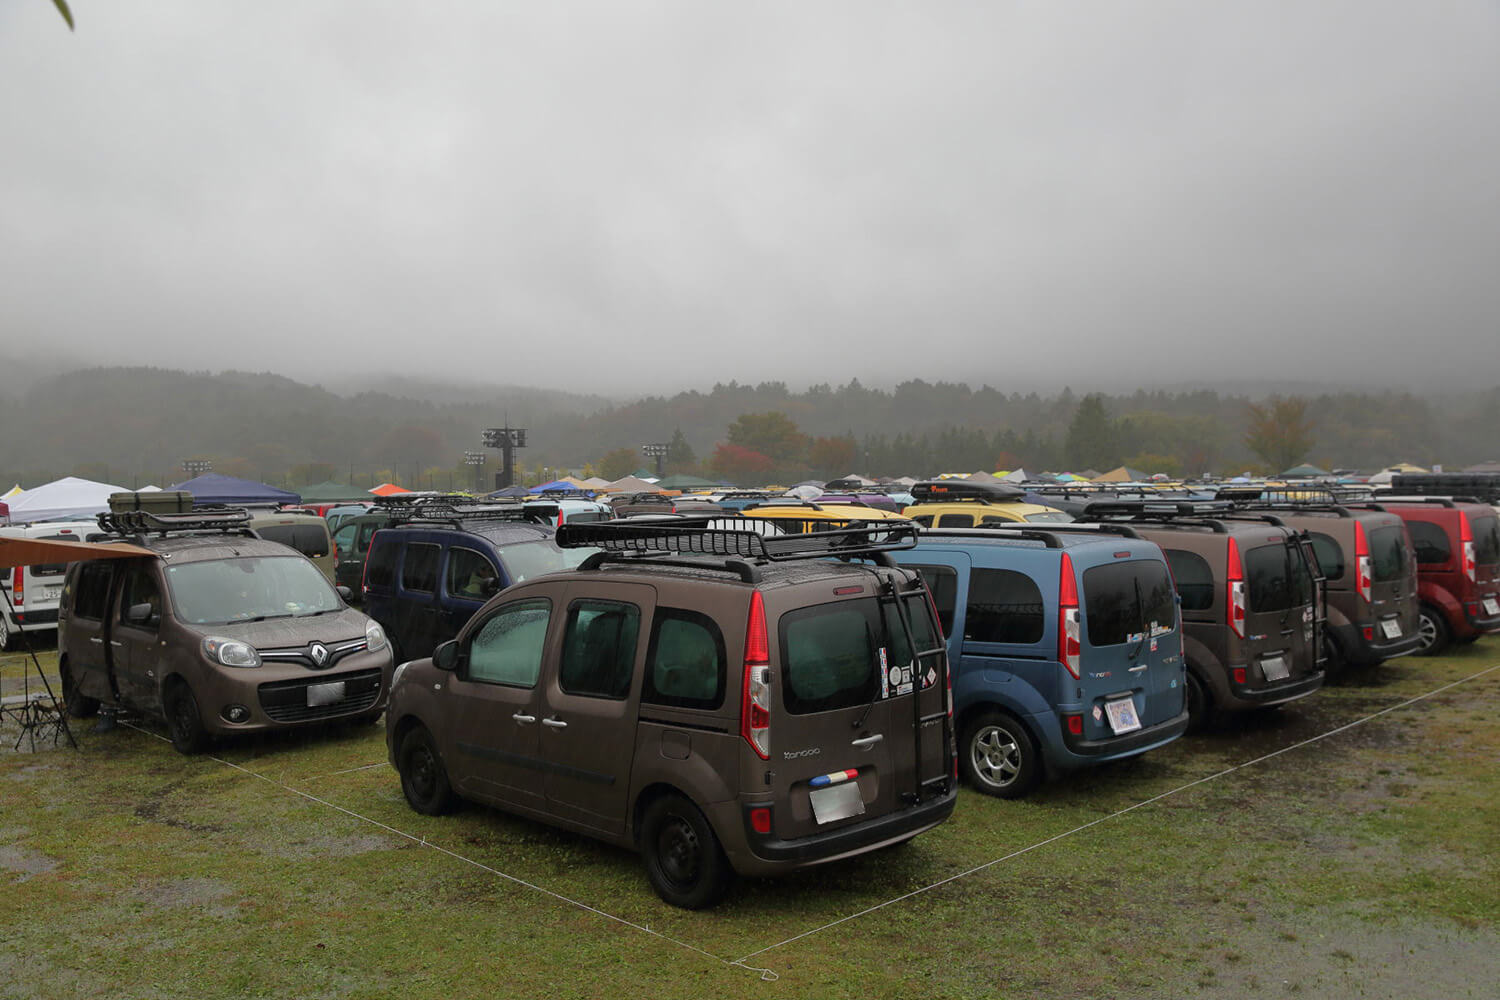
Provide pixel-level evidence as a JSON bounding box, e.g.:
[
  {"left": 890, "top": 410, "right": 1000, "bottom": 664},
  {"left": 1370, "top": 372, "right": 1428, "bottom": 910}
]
[
  {"left": 336, "top": 585, "right": 353, "bottom": 602},
  {"left": 126, "top": 602, "right": 156, "bottom": 626},
  {"left": 433, "top": 639, "right": 459, "bottom": 672}
]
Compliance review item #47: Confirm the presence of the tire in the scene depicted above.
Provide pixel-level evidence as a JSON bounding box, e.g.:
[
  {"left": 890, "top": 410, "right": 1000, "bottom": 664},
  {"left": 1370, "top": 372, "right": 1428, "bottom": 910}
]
[
  {"left": 640, "top": 793, "right": 734, "bottom": 910},
  {"left": 1415, "top": 606, "right": 1451, "bottom": 657},
  {"left": 397, "top": 725, "right": 456, "bottom": 816},
  {"left": 164, "top": 682, "right": 209, "bottom": 755},
  {"left": 959, "top": 710, "right": 1041, "bottom": 799},
  {"left": 1184, "top": 670, "right": 1215, "bottom": 733},
  {"left": 58, "top": 659, "right": 99, "bottom": 719}
]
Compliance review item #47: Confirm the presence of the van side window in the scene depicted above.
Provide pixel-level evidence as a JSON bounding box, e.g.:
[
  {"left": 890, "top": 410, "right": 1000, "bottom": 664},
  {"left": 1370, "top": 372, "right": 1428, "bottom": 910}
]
[
  {"left": 401, "top": 543, "right": 440, "bottom": 593},
  {"left": 333, "top": 523, "right": 357, "bottom": 554},
  {"left": 446, "top": 547, "right": 498, "bottom": 600},
  {"left": 965, "top": 568, "right": 1044, "bottom": 644},
  {"left": 907, "top": 565, "right": 957, "bottom": 636},
  {"left": 1164, "top": 549, "right": 1215, "bottom": 611},
  {"left": 936, "top": 513, "right": 974, "bottom": 528},
  {"left": 643, "top": 609, "right": 724, "bottom": 709},
  {"left": 466, "top": 599, "right": 551, "bottom": 687},
  {"left": 365, "top": 539, "right": 396, "bottom": 588},
  {"left": 117, "top": 567, "right": 162, "bottom": 629},
  {"left": 1307, "top": 532, "right": 1345, "bottom": 580},
  {"left": 1406, "top": 521, "right": 1450, "bottom": 564},
  {"left": 71, "top": 563, "right": 115, "bottom": 620},
  {"left": 559, "top": 600, "right": 640, "bottom": 699}
]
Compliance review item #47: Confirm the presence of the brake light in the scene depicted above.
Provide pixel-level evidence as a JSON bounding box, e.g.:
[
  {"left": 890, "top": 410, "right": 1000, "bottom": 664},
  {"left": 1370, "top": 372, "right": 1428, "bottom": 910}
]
[
  {"left": 1354, "top": 521, "right": 1372, "bottom": 603},
  {"left": 12, "top": 568, "right": 23, "bottom": 605},
  {"left": 557, "top": 509, "right": 565, "bottom": 528},
  {"left": 1227, "top": 538, "right": 1247, "bottom": 639},
  {"left": 1058, "top": 552, "right": 1081, "bottom": 679},
  {"left": 1460, "top": 513, "right": 1476, "bottom": 583},
  {"left": 741, "top": 590, "right": 771, "bottom": 760}
]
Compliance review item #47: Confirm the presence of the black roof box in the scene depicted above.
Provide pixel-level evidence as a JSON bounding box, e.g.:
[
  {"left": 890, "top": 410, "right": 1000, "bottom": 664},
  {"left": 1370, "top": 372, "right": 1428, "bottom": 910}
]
[{"left": 909, "top": 479, "right": 1026, "bottom": 504}]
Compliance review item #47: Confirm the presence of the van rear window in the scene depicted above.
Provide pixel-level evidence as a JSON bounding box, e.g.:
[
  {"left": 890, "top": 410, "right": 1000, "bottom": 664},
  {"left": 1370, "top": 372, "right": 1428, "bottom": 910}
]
[
  {"left": 779, "top": 596, "right": 935, "bottom": 715},
  {"left": 1369, "top": 525, "right": 1410, "bottom": 582},
  {"left": 1082, "top": 560, "right": 1176, "bottom": 647},
  {"left": 1472, "top": 516, "right": 1500, "bottom": 566},
  {"left": 1244, "top": 542, "right": 1313, "bottom": 613},
  {"left": 255, "top": 523, "right": 330, "bottom": 559}
]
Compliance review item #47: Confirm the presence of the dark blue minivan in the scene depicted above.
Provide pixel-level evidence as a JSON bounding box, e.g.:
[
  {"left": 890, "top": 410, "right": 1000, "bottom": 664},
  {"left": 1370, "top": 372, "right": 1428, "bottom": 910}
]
[{"left": 890, "top": 524, "right": 1190, "bottom": 797}]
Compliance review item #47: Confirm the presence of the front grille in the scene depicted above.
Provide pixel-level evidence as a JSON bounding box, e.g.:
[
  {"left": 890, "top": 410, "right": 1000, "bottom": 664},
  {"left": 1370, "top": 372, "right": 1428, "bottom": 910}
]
[
  {"left": 257, "top": 667, "right": 382, "bottom": 723},
  {"left": 259, "top": 638, "right": 367, "bottom": 671}
]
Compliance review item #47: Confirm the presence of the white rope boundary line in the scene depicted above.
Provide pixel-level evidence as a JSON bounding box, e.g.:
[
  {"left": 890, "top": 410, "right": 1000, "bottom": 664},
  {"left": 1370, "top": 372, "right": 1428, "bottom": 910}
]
[
  {"left": 120, "top": 721, "right": 773, "bottom": 979},
  {"left": 731, "top": 661, "right": 1500, "bottom": 968}
]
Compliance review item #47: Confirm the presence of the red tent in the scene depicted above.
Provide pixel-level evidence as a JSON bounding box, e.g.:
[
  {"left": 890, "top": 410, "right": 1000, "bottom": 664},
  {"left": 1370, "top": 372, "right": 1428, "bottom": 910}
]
[{"left": 368, "top": 483, "right": 411, "bottom": 497}]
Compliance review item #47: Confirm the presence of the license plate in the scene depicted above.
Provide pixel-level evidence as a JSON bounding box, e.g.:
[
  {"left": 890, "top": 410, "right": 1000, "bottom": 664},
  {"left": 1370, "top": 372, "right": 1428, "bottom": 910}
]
[
  {"left": 306, "top": 681, "right": 346, "bottom": 707},
  {"left": 1261, "top": 655, "right": 1290, "bottom": 682},
  {"left": 1104, "top": 697, "right": 1142, "bottom": 735},
  {"left": 1484, "top": 597, "right": 1499, "bottom": 616},
  {"left": 809, "top": 780, "right": 865, "bottom": 825},
  {"left": 1381, "top": 618, "right": 1402, "bottom": 639},
  {"left": 41, "top": 586, "right": 62, "bottom": 601}
]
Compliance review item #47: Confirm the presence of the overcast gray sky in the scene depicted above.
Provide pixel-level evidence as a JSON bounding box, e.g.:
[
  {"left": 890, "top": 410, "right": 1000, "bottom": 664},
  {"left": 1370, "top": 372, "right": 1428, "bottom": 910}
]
[{"left": 3, "top": 1, "right": 1497, "bottom": 396}]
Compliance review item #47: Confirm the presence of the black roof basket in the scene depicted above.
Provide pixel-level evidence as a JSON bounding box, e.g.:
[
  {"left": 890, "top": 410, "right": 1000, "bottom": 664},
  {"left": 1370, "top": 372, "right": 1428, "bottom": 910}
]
[
  {"left": 1391, "top": 472, "right": 1500, "bottom": 503},
  {"left": 96, "top": 507, "right": 255, "bottom": 538},
  {"left": 375, "top": 493, "right": 548, "bottom": 527},
  {"left": 909, "top": 479, "right": 1026, "bottom": 504},
  {"left": 556, "top": 518, "right": 917, "bottom": 564},
  {"left": 1079, "top": 499, "right": 1236, "bottom": 519}
]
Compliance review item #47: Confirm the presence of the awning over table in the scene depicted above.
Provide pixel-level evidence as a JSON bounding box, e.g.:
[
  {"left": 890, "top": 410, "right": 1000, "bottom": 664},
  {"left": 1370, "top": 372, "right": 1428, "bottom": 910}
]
[{"left": 0, "top": 537, "right": 156, "bottom": 570}]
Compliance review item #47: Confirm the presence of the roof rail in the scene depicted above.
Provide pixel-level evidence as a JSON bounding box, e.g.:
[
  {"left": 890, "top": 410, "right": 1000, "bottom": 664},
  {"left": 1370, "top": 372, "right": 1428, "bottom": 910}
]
[
  {"left": 1359, "top": 495, "right": 1460, "bottom": 508},
  {"left": 375, "top": 493, "right": 547, "bottom": 527},
  {"left": 960, "top": 521, "right": 1144, "bottom": 541},
  {"left": 96, "top": 507, "right": 255, "bottom": 538},
  {"left": 555, "top": 519, "right": 917, "bottom": 565}
]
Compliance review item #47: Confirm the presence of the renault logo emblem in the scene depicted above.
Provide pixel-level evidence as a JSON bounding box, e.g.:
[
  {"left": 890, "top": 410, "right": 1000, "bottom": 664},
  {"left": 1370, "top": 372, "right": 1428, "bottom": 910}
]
[{"left": 309, "top": 642, "right": 329, "bottom": 666}]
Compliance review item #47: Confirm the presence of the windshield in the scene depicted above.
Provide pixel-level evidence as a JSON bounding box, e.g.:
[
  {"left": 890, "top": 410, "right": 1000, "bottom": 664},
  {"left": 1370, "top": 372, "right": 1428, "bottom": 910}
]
[
  {"left": 165, "top": 556, "right": 342, "bottom": 625},
  {"left": 495, "top": 539, "right": 595, "bottom": 584},
  {"left": 1023, "top": 511, "right": 1073, "bottom": 523},
  {"left": 1083, "top": 559, "right": 1176, "bottom": 647}
]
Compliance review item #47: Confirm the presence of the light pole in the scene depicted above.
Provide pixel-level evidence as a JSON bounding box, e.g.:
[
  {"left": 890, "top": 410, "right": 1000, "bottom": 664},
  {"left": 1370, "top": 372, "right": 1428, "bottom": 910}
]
[
  {"left": 482, "top": 427, "right": 527, "bottom": 490},
  {"left": 642, "top": 442, "right": 670, "bottom": 480},
  {"left": 182, "top": 459, "right": 212, "bottom": 478},
  {"left": 464, "top": 450, "right": 485, "bottom": 494}
]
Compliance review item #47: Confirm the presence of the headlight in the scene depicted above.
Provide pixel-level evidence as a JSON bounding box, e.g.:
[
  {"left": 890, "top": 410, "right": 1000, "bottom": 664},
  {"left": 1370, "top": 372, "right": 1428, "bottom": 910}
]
[
  {"left": 202, "top": 636, "right": 261, "bottom": 668},
  {"left": 392, "top": 661, "right": 409, "bottom": 688},
  {"left": 365, "top": 619, "right": 388, "bottom": 653}
]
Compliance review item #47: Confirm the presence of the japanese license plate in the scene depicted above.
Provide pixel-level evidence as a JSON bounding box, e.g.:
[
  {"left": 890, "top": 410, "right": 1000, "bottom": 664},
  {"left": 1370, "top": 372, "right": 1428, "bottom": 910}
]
[
  {"left": 41, "top": 586, "right": 62, "bottom": 601},
  {"left": 1104, "top": 697, "right": 1142, "bottom": 735},
  {"left": 809, "top": 781, "right": 865, "bottom": 825},
  {"left": 306, "top": 681, "right": 346, "bottom": 707},
  {"left": 1261, "top": 655, "right": 1290, "bottom": 682},
  {"left": 1381, "top": 618, "right": 1402, "bottom": 639},
  {"left": 1483, "top": 597, "right": 1499, "bottom": 616}
]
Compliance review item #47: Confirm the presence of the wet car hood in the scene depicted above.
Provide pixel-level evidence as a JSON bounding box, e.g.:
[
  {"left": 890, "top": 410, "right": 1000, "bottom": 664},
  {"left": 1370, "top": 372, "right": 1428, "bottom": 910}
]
[{"left": 196, "top": 607, "right": 372, "bottom": 648}]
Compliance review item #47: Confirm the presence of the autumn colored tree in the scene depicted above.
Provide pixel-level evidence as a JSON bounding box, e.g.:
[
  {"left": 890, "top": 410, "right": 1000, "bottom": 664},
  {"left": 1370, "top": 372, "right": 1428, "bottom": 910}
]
[
  {"left": 807, "top": 434, "right": 857, "bottom": 478},
  {"left": 1243, "top": 396, "right": 1316, "bottom": 473},
  {"left": 726, "top": 412, "right": 807, "bottom": 467},
  {"left": 710, "top": 443, "right": 776, "bottom": 486}
]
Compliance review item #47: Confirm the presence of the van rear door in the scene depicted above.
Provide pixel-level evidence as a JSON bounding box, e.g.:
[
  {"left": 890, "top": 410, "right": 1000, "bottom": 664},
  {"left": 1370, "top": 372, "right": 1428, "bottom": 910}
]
[
  {"left": 1078, "top": 555, "right": 1184, "bottom": 733},
  {"left": 1242, "top": 534, "right": 1320, "bottom": 685}
]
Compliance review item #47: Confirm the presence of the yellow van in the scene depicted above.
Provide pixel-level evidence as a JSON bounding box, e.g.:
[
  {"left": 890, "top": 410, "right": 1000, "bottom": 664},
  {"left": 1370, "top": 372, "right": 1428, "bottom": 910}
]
[
  {"left": 739, "top": 498, "right": 912, "bottom": 534},
  {"left": 901, "top": 479, "right": 1070, "bottom": 527}
]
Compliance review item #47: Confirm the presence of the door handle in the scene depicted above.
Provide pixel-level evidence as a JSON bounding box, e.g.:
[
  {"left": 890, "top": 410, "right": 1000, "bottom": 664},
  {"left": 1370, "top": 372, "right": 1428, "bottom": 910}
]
[
  {"left": 541, "top": 717, "right": 568, "bottom": 729},
  {"left": 851, "top": 733, "right": 884, "bottom": 748},
  {"left": 89, "top": 637, "right": 103, "bottom": 644},
  {"left": 109, "top": 640, "right": 123, "bottom": 647},
  {"left": 512, "top": 713, "right": 536, "bottom": 724}
]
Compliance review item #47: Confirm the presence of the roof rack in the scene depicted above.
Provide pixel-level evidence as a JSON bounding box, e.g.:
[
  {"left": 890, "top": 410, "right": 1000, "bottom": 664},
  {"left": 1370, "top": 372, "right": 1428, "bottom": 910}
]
[
  {"left": 909, "top": 479, "right": 1026, "bottom": 504},
  {"left": 556, "top": 519, "right": 917, "bottom": 569},
  {"left": 1357, "top": 495, "right": 1460, "bottom": 508},
  {"left": 375, "top": 493, "right": 547, "bottom": 527},
  {"left": 742, "top": 498, "right": 882, "bottom": 512},
  {"left": 96, "top": 507, "right": 255, "bottom": 538},
  {"left": 1392, "top": 473, "right": 1500, "bottom": 503},
  {"left": 962, "top": 521, "right": 1143, "bottom": 542}
]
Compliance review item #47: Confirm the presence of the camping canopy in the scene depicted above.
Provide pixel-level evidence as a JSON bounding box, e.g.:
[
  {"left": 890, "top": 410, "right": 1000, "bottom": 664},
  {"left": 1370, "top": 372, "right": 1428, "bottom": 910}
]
[
  {"left": 369, "top": 482, "right": 411, "bottom": 497},
  {"left": 602, "top": 475, "right": 659, "bottom": 493},
  {"left": 1093, "top": 466, "right": 1148, "bottom": 483},
  {"left": 170, "top": 473, "right": 301, "bottom": 507},
  {"left": 1, "top": 476, "right": 126, "bottom": 523},
  {"left": 298, "top": 481, "right": 366, "bottom": 503},
  {"left": 656, "top": 474, "right": 721, "bottom": 490},
  {"left": 0, "top": 536, "right": 155, "bottom": 570},
  {"left": 1280, "top": 464, "right": 1331, "bottom": 478}
]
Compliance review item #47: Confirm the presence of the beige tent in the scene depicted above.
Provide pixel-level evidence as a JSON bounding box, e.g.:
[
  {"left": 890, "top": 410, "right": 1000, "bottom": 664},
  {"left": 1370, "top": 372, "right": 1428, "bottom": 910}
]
[
  {"left": 1093, "top": 466, "right": 1147, "bottom": 483},
  {"left": 600, "top": 475, "right": 660, "bottom": 494}
]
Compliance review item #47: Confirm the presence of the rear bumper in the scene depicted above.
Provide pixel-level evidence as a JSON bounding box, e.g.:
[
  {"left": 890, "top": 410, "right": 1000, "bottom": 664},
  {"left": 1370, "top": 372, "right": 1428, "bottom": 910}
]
[
  {"left": 1056, "top": 708, "right": 1190, "bottom": 763},
  {"left": 1329, "top": 622, "right": 1424, "bottom": 667},
  {"left": 725, "top": 783, "right": 957, "bottom": 876},
  {"left": 1460, "top": 609, "right": 1500, "bottom": 634},
  {"left": 1225, "top": 670, "right": 1325, "bottom": 710},
  {"left": 6, "top": 608, "right": 59, "bottom": 628}
]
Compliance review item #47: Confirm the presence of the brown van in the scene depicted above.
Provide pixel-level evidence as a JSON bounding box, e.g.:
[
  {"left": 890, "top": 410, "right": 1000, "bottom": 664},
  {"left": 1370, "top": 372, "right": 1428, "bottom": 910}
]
[
  {"left": 385, "top": 519, "right": 957, "bottom": 909},
  {"left": 1077, "top": 500, "right": 1326, "bottom": 729},
  {"left": 57, "top": 508, "right": 394, "bottom": 753}
]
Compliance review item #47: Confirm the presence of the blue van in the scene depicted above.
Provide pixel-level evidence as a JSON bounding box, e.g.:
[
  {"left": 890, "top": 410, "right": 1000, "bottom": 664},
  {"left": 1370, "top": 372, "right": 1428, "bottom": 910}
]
[
  {"left": 361, "top": 496, "right": 592, "bottom": 663},
  {"left": 890, "top": 524, "right": 1190, "bottom": 797}
]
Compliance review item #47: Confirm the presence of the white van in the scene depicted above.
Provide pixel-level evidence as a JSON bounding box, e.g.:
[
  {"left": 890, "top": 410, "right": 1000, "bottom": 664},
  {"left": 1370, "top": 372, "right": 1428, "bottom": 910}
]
[{"left": 0, "top": 520, "right": 106, "bottom": 650}]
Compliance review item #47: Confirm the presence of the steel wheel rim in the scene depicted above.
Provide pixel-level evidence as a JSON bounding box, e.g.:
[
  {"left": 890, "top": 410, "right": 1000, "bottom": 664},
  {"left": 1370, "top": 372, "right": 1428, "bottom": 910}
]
[
  {"left": 656, "top": 814, "right": 702, "bottom": 888},
  {"left": 972, "top": 725, "right": 1022, "bottom": 788},
  {"left": 407, "top": 745, "right": 437, "bottom": 801},
  {"left": 169, "top": 692, "right": 195, "bottom": 741}
]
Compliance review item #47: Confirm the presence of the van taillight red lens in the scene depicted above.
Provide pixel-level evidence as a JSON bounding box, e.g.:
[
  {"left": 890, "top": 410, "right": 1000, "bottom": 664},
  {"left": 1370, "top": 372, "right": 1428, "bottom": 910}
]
[
  {"left": 1354, "top": 521, "right": 1372, "bottom": 603},
  {"left": 12, "top": 567, "right": 22, "bottom": 604},
  {"left": 1460, "top": 513, "right": 1477, "bottom": 583},
  {"left": 749, "top": 806, "right": 772, "bottom": 835},
  {"left": 1064, "top": 713, "right": 1083, "bottom": 736},
  {"left": 741, "top": 591, "right": 771, "bottom": 760},
  {"left": 1226, "top": 538, "right": 1247, "bottom": 639},
  {"left": 1232, "top": 667, "right": 1247, "bottom": 685},
  {"left": 1058, "top": 552, "right": 1081, "bottom": 679}
]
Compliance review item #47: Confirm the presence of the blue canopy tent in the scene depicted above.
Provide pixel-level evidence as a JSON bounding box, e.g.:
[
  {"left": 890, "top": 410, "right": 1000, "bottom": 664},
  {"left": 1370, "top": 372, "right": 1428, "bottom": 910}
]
[
  {"left": 168, "top": 472, "right": 301, "bottom": 507},
  {"left": 528, "top": 479, "right": 592, "bottom": 496}
]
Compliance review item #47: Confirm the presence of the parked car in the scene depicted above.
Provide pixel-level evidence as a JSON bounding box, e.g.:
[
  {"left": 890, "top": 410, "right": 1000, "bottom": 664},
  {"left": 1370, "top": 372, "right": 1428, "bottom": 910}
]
[
  {"left": 330, "top": 510, "right": 391, "bottom": 600},
  {"left": 246, "top": 509, "right": 336, "bottom": 584},
  {"left": 606, "top": 492, "right": 724, "bottom": 518},
  {"left": 903, "top": 479, "right": 1071, "bottom": 526},
  {"left": 0, "top": 520, "right": 106, "bottom": 650},
  {"left": 890, "top": 523, "right": 1188, "bottom": 797},
  {"left": 385, "top": 519, "right": 956, "bottom": 908},
  {"left": 57, "top": 508, "right": 394, "bottom": 753},
  {"left": 361, "top": 495, "right": 592, "bottom": 664},
  {"left": 1347, "top": 496, "right": 1500, "bottom": 655},
  {"left": 1221, "top": 490, "right": 1422, "bottom": 670},
  {"left": 523, "top": 494, "right": 613, "bottom": 526},
  {"left": 1077, "top": 500, "right": 1326, "bottom": 729},
  {"left": 325, "top": 503, "right": 376, "bottom": 536},
  {"left": 740, "top": 498, "right": 911, "bottom": 535}
]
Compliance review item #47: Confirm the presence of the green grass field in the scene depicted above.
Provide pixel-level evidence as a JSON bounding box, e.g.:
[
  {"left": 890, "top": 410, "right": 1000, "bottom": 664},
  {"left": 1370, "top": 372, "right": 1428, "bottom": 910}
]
[{"left": 2, "top": 641, "right": 1498, "bottom": 999}]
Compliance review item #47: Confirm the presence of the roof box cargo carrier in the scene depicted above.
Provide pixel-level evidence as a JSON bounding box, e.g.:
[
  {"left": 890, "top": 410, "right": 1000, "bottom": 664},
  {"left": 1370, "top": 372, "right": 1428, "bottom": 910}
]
[
  {"left": 108, "top": 491, "right": 194, "bottom": 515},
  {"left": 909, "top": 480, "right": 1026, "bottom": 504}
]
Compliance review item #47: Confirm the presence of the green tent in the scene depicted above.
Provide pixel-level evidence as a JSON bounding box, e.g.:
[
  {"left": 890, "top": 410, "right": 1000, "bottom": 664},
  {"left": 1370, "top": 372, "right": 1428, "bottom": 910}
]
[
  {"left": 298, "top": 481, "right": 367, "bottom": 503},
  {"left": 655, "top": 474, "right": 723, "bottom": 490}
]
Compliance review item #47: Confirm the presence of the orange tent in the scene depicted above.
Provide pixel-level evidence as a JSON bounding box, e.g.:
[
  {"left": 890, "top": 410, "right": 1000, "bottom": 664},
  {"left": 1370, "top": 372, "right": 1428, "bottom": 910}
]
[{"left": 368, "top": 483, "right": 411, "bottom": 497}]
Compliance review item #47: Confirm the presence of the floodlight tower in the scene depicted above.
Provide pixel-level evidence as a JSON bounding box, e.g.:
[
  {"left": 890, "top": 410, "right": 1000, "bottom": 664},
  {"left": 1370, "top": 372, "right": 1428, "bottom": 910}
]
[
  {"left": 642, "top": 442, "right": 670, "bottom": 479},
  {"left": 182, "top": 459, "right": 213, "bottom": 477},
  {"left": 464, "top": 451, "right": 485, "bottom": 493},
  {"left": 483, "top": 427, "right": 527, "bottom": 490}
]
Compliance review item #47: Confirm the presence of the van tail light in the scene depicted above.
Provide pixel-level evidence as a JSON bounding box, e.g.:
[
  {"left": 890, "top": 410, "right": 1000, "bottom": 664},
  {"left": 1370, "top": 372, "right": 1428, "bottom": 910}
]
[
  {"left": 12, "top": 568, "right": 23, "bottom": 606},
  {"left": 1058, "top": 552, "right": 1081, "bottom": 679},
  {"left": 1460, "top": 513, "right": 1476, "bottom": 583},
  {"left": 1226, "top": 538, "right": 1247, "bottom": 639},
  {"left": 557, "top": 509, "right": 565, "bottom": 528},
  {"left": 741, "top": 590, "right": 771, "bottom": 760},
  {"left": 1354, "top": 521, "right": 1372, "bottom": 604}
]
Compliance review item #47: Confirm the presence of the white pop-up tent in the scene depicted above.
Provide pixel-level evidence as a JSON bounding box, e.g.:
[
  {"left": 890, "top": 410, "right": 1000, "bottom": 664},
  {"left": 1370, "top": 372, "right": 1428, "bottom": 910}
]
[{"left": 0, "top": 476, "right": 126, "bottom": 524}]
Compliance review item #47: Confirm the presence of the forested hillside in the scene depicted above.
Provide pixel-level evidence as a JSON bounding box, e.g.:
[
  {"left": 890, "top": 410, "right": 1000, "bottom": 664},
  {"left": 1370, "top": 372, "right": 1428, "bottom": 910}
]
[{"left": 0, "top": 366, "right": 1495, "bottom": 488}]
